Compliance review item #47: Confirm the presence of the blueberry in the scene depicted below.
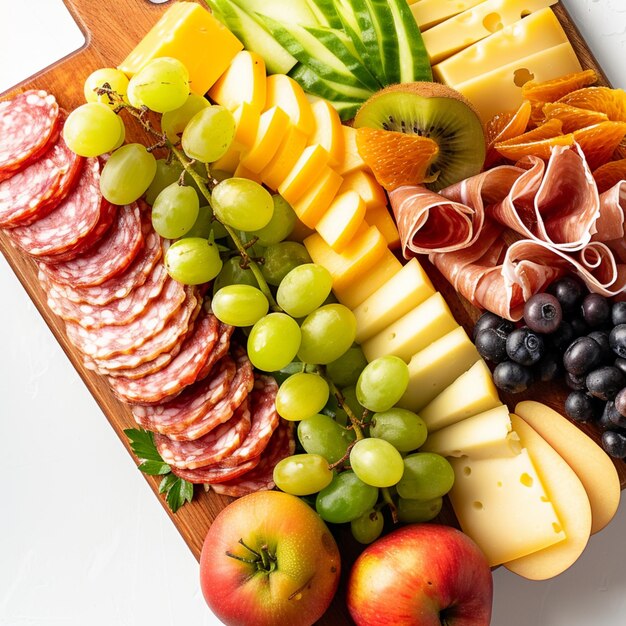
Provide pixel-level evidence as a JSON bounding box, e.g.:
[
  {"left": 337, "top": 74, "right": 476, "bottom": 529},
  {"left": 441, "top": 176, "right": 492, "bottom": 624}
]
[
  {"left": 607, "top": 394, "right": 626, "bottom": 428},
  {"left": 587, "top": 330, "right": 613, "bottom": 363},
  {"left": 601, "top": 430, "right": 626, "bottom": 459},
  {"left": 581, "top": 293, "right": 611, "bottom": 328},
  {"left": 475, "top": 328, "right": 508, "bottom": 363},
  {"left": 614, "top": 387, "right": 626, "bottom": 417},
  {"left": 563, "top": 336, "right": 603, "bottom": 376},
  {"left": 534, "top": 352, "right": 562, "bottom": 382},
  {"left": 472, "top": 312, "right": 514, "bottom": 341},
  {"left": 609, "top": 324, "right": 626, "bottom": 358},
  {"left": 612, "top": 301, "right": 626, "bottom": 326},
  {"left": 493, "top": 360, "right": 533, "bottom": 394},
  {"left": 597, "top": 402, "right": 618, "bottom": 431},
  {"left": 565, "top": 371, "right": 587, "bottom": 391},
  {"left": 506, "top": 327, "right": 545, "bottom": 366},
  {"left": 614, "top": 358, "right": 626, "bottom": 377},
  {"left": 548, "top": 321, "right": 574, "bottom": 353},
  {"left": 570, "top": 316, "right": 589, "bottom": 337},
  {"left": 523, "top": 293, "right": 562, "bottom": 334},
  {"left": 586, "top": 366, "right": 626, "bottom": 401},
  {"left": 564, "top": 391, "right": 597, "bottom": 422},
  {"left": 547, "top": 276, "right": 585, "bottom": 314}
]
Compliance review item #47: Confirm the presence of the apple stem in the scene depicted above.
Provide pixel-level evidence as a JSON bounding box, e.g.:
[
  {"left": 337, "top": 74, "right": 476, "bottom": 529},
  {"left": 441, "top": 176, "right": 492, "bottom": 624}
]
[
  {"left": 238, "top": 538, "right": 261, "bottom": 558},
  {"left": 225, "top": 540, "right": 277, "bottom": 572},
  {"left": 381, "top": 487, "right": 399, "bottom": 524},
  {"left": 224, "top": 551, "right": 258, "bottom": 565}
]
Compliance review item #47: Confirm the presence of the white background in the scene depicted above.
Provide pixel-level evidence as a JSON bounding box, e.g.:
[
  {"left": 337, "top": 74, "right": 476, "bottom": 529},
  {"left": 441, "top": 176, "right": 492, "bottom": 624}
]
[{"left": 1, "top": 1, "right": 626, "bottom": 624}]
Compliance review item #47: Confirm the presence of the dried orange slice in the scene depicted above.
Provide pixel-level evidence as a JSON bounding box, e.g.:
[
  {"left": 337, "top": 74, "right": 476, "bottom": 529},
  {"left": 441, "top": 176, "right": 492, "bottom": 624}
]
[
  {"left": 593, "top": 159, "right": 626, "bottom": 193},
  {"left": 559, "top": 86, "right": 626, "bottom": 122},
  {"left": 356, "top": 127, "right": 439, "bottom": 191},
  {"left": 485, "top": 101, "right": 532, "bottom": 167},
  {"left": 522, "top": 69, "right": 598, "bottom": 104},
  {"left": 494, "top": 119, "right": 573, "bottom": 161},
  {"left": 573, "top": 121, "right": 626, "bottom": 170},
  {"left": 542, "top": 102, "right": 610, "bottom": 133}
]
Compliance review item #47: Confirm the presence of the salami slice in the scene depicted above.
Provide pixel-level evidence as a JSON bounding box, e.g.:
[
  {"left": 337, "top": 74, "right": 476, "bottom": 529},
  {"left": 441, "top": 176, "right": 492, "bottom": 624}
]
[
  {"left": 195, "top": 322, "right": 234, "bottom": 380},
  {"left": 40, "top": 202, "right": 143, "bottom": 287},
  {"left": 109, "top": 309, "right": 221, "bottom": 404},
  {"left": 0, "top": 91, "right": 60, "bottom": 181},
  {"left": 0, "top": 134, "right": 83, "bottom": 228},
  {"left": 172, "top": 453, "right": 261, "bottom": 485},
  {"left": 155, "top": 396, "right": 252, "bottom": 469}
]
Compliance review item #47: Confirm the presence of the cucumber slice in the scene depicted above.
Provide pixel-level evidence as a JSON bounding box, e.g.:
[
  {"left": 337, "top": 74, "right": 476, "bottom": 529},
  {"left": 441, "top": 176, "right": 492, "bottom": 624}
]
[
  {"left": 205, "top": 0, "right": 297, "bottom": 75},
  {"left": 362, "top": 0, "right": 401, "bottom": 84},
  {"left": 231, "top": 0, "right": 319, "bottom": 27},
  {"left": 306, "top": 0, "right": 344, "bottom": 29},
  {"left": 332, "top": 0, "right": 375, "bottom": 81}
]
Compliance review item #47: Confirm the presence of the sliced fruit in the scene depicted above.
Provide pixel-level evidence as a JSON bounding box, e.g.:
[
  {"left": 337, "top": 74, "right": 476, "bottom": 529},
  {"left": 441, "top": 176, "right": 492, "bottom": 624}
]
[
  {"left": 354, "top": 82, "right": 485, "bottom": 192},
  {"left": 494, "top": 118, "right": 572, "bottom": 161},
  {"left": 558, "top": 85, "right": 626, "bottom": 122},
  {"left": 522, "top": 68, "right": 598, "bottom": 104},
  {"left": 542, "top": 102, "right": 610, "bottom": 132},
  {"left": 484, "top": 100, "right": 532, "bottom": 168},
  {"left": 573, "top": 121, "right": 626, "bottom": 170},
  {"left": 593, "top": 159, "right": 626, "bottom": 194},
  {"left": 306, "top": 0, "right": 344, "bottom": 29},
  {"left": 316, "top": 190, "right": 366, "bottom": 251},
  {"left": 232, "top": 0, "right": 318, "bottom": 25},
  {"left": 308, "top": 98, "right": 345, "bottom": 166}
]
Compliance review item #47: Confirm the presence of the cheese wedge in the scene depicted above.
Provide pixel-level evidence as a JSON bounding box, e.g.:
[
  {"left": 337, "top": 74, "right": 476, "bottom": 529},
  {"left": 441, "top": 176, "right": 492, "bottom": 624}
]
[
  {"left": 420, "top": 360, "right": 501, "bottom": 432},
  {"left": 278, "top": 144, "right": 331, "bottom": 205},
  {"left": 364, "top": 206, "right": 400, "bottom": 249},
  {"left": 448, "top": 450, "right": 566, "bottom": 566},
  {"left": 504, "top": 414, "right": 592, "bottom": 580},
  {"left": 411, "top": 0, "right": 486, "bottom": 31},
  {"left": 308, "top": 98, "right": 344, "bottom": 167},
  {"left": 421, "top": 405, "right": 521, "bottom": 459},
  {"left": 316, "top": 190, "right": 367, "bottom": 251},
  {"left": 208, "top": 50, "right": 266, "bottom": 111},
  {"left": 259, "top": 125, "right": 309, "bottom": 191},
  {"left": 338, "top": 170, "right": 387, "bottom": 209},
  {"left": 291, "top": 166, "right": 343, "bottom": 228},
  {"left": 240, "top": 106, "right": 291, "bottom": 172},
  {"left": 265, "top": 74, "right": 315, "bottom": 136}
]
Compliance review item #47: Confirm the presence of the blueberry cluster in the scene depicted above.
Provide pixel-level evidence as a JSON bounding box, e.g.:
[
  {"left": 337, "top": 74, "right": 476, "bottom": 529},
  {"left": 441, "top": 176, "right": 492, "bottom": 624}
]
[{"left": 473, "top": 276, "right": 626, "bottom": 459}]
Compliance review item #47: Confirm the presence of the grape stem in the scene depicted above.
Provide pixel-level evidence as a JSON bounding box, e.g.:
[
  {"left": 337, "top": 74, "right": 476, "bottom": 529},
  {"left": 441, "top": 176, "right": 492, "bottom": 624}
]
[
  {"left": 326, "top": 377, "right": 364, "bottom": 441},
  {"left": 381, "top": 487, "right": 399, "bottom": 524},
  {"left": 327, "top": 440, "right": 357, "bottom": 471}
]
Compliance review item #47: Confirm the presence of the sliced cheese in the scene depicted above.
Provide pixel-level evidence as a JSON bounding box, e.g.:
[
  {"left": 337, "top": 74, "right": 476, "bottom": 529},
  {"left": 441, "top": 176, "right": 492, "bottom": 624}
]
[
  {"left": 291, "top": 166, "right": 343, "bottom": 228},
  {"left": 338, "top": 170, "right": 387, "bottom": 209},
  {"left": 212, "top": 102, "right": 260, "bottom": 173},
  {"left": 335, "top": 125, "right": 369, "bottom": 176},
  {"left": 421, "top": 405, "right": 521, "bottom": 459},
  {"left": 448, "top": 450, "right": 566, "bottom": 567},
  {"left": 364, "top": 206, "right": 400, "bottom": 249},
  {"left": 333, "top": 251, "right": 402, "bottom": 310},
  {"left": 422, "top": 0, "right": 558, "bottom": 64},
  {"left": 265, "top": 74, "right": 315, "bottom": 136},
  {"left": 208, "top": 50, "right": 266, "bottom": 112},
  {"left": 454, "top": 41, "right": 582, "bottom": 123},
  {"left": 362, "top": 292, "right": 458, "bottom": 363},
  {"left": 420, "top": 360, "right": 501, "bottom": 432},
  {"left": 240, "top": 106, "right": 291, "bottom": 172},
  {"left": 233, "top": 161, "right": 262, "bottom": 184},
  {"left": 308, "top": 98, "right": 345, "bottom": 167},
  {"left": 434, "top": 8, "right": 569, "bottom": 86},
  {"left": 259, "top": 125, "right": 309, "bottom": 191},
  {"left": 411, "top": 0, "right": 486, "bottom": 31},
  {"left": 279, "top": 144, "right": 331, "bottom": 205},
  {"left": 397, "top": 326, "right": 481, "bottom": 411},
  {"left": 353, "top": 258, "right": 435, "bottom": 344},
  {"left": 316, "top": 190, "right": 367, "bottom": 251},
  {"left": 504, "top": 414, "right": 592, "bottom": 580}
]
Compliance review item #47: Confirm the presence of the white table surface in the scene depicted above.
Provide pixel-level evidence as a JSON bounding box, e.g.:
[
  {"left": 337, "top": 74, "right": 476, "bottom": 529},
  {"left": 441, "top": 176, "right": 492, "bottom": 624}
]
[{"left": 1, "top": 1, "right": 626, "bottom": 624}]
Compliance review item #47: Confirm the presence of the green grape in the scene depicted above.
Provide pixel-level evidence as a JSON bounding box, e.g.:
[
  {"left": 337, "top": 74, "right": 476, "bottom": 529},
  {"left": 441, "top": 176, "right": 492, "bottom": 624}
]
[
  {"left": 298, "top": 304, "right": 357, "bottom": 365},
  {"left": 397, "top": 497, "right": 443, "bottom": 523},
  {"left": 151, "top": 183, "right": 199, "bottom": 239},
  {"left": 184, "top": 205, "right": 229, "bottom": 240},
  {"left": 351, "top": 509, "right": 384, "bottom": 544},
  {"left": 273, "top": 454, "right": 333, "bottom": 496},
  {"left": 356, "top": 355, "right": 410, "bottom": 413},
  {"left": 164, "top": 237, "right": 222, "bottom": 285},
  {"left": 181, "top": 105, "right": 236, "bottom": 163},
  {"left": 326, "top": 346, "right": 368, "bottom": 388},
  {"left": 261, "top": 241, "right": 311, "bottom": 287},
  {"left": 297, "top": 413, "right": 356, "bottom": 464},
  {"left": 63, "top": 103, "right": 123, "bottom": 157},
  {"left": 212, "top": 257, "right": 258, "bottom": 293},
  {"left": 396, "top": 453, "right": 455, "bottom": 501},
  {"left": 212, "top": 285, "right": 268, "bottom": 327},
  {"left": 275, "top": 373, "right": 330, "bottom": 421},
  {"left": 369, "top": 408, "right": 428, "bottom": 453},
  {"left": 100, "top": 143, "right": 157, "bottom": 205},
  {"left": 211, "top": 177, "right": 273, "bottom": 231},
  {"left": 349, "top": 438, "right": 404, "bottom": 488},
  {"left": 334, "top": 385, "right": 365, "bottom": 426},
  {"left": 276, "top": 263, "right": 333, "bottom": 318},
  {"left": 145, "top": 159, "right": 184, "bottom": 205},
  {"left": 248, "top": 195, "right": 296, "bottom": 246},
  {"left": 315, "top": 470, "right": 378, "bottom": 524},
  {"left": 161, "top": 93, "right": 209, "bottom": 142},
  {"left": 236, "top": 230, "right": 266, "bottom": 259},
  {"left": 247, "top": 313, "right": 301, "bottom": 372},
  {"left": 127, "top": 57, "right": 189, "bottom": 113},
  {"left": 83, "top": 67, "right": 129, "bottom": 108},
  {"left": 113, "top": 114, "right": 126, "bottom": 150}
]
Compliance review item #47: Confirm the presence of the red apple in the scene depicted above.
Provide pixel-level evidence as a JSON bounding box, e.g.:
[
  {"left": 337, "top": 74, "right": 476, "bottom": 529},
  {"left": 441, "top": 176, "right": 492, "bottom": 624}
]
[
  {"left": 199, "top": 490, "right": 341, "bottom": 626},
  {"left": 347, "top": 524, "right": 493, "bottom": 626}
]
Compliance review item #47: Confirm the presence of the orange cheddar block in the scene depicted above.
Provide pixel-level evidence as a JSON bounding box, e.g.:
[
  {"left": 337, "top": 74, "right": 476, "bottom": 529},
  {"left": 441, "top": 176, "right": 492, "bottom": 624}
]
[
  {"left": 240, "top": 106, "right": 290, "bottom": 173},
  {"left": 265, "top": 74, "right": 315, "bottom": 136},
  {"left": 208, "top": 50, "right": 266, "bottom": 112},
  {"left": 291, "top": 166, "right": 343, "bottom": 228},
  {"left": 118, "top": 2, "right": 242, "bottom": 96},
  {"left": 234, "top": 162, "right": 263, "bottom": 184},
  {"left": 336, "top": 125, "right": 369, "bottom": 176},
  {"left": 333, "top": 250, "right": 402, "bottom": 310},
  {"left": 260, "top": 125, "right": 309, "bottom": 191},
  {"left": 212, "top": 102, "right": 260, "bottom": 173},
  {"left": 304, "top": 224, "right": 388, "bottom": 292},
  {"left": 365, "top": 205, "right": 401, "bottom": 249},
  {"left": 308, "top": 98, "right": 345, "bottom": 167},
  {"left": 339, "top": 170, "right": 387, "bottom": 209},
  {"left": 278, "top": 144, "right": 331, "bottom": 205},
  {"left": 317, "top": 191, "right": 367, "bottom": 251}
]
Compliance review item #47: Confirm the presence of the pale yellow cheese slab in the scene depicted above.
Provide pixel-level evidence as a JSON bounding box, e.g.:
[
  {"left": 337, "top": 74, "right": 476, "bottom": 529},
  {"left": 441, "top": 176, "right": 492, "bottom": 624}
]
[
  {"left": 411, "top": 0, "right": 486, "bottom": 31},
  {"left": 316, "top": 190, "right": 367, "bottom": 251},
  {"left": 364, "top": 206, "right": 400, "bottom": 249},
  {"left": 338, "top": 170, "right": 387, "bottom": 210}
]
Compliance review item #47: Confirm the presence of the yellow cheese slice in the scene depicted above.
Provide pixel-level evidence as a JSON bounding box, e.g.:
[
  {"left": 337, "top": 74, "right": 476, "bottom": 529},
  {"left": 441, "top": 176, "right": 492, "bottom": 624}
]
[
  {"left": 208, "top": 50, "right": 266, "bottom": 112},
  {"left": 397, "top": 326, "right": 481, "bottom": 411},
  {"left": 118, "top": 2, "right": 243, "bottom": 96},
  {"left": 212, "top": 102, "right": 260, "bottom": 173},
  {"left": 308, "top": 98, "right": 345, "bottom": 167},
  {"left": 265, "top": 74, "right": 315, "bottom": 136},
  {"left": 240, "top": 106, "right": 291, "bottom": 173},
  {"left": 419, "top": 360, "right": 501, "bottom": 432},
  {"left": 454, "top": 41, "right": 582, "bottom": 123},
  {"left": 291, "top": 166, "right": 343, "bottom": 228},
  {"left": 259, "top": 125, "right": 309, "bottom": 191},
  {"left": 411, "top": 0, "right": 486, "bottom": 31},
  {"left": 422, "top": 0, "right": 558, "bottom": 64},
  {"left": 316, "top": 190, "right": 367, "bottom": 251},
  {"left": 448, "top": 450, "right": 566, "bottom": 567},
  {"left": 504, "top": 414, "right": 592, "bottom": 580},
  {"left": 362, "top": 292, "right": 458, "bottom": 363},
  {"left": 338, "top": 170, "right": 387, "bottom": 209},
  {"left": 335, "top": 126, "right": 369, "bottom": 176},
  {"left": 353, "top": 257, "right": 435, "bottom": 344},
  {"left": 233, "top": 162, "right": 262, "bottom": 184},
  {"left": 278, "top": 144, "right": 331, "bottom": 205},
  {"left": 421, "top": 405, "right": 521, "bottom": 459},
  {"left": 364, "top": 206, "right": 400, "bottom": 249},
  {"left": 433, "top": 8, "right": 569, "bottom": 86},
  {"left": 333, "top": 251, "right": 402, "bottom": 310}
]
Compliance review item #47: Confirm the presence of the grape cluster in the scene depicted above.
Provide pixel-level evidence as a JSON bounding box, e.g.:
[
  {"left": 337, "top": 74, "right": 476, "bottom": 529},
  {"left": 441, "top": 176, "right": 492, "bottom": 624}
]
[{"left": 474, "top": 276, "right": 626, "bottom": 459}]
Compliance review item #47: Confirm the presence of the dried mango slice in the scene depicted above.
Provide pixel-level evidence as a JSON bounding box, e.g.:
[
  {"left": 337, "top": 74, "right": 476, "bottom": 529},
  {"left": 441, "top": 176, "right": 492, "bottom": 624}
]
[
  {"left": 559, "top": 86, "right": 626, "bottom": 122},
  {"left": 522, "top": 69, "right": 598, "bottom": 104},
  {"left": 593, "top": 159, "right": 626, "bottom": 193},
  {"left": 573, "top": 121, "right": 626, "bottom": 170},
  {"left": 494, "top": 119, "right": 573, "bottom": 161},
  {"left": 542, "top": 102, "right": 610, "bottom": 133},
  {"left": 485, "top": 101, "right": 532, "bottom": 168}
]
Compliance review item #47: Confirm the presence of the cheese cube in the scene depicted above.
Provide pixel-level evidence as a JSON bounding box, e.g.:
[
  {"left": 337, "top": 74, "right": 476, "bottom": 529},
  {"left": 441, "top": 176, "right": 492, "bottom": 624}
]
[
  {"left": 212, "top": 102, "right": 260, "bottom": 173},
  {"left": 448, "top": 450, "right": 566, "bottom": 566},
  {"left": 240, "top": 106, "right": 290, "bottom": 173},
  {"left": 308, "top": 98, "right": 345, "bottom": 167},
  {"left": 265, "top": 74, "right": 315, "bottom": 136},
  {"left": 208, "top": 50, "right": 266, "bottom": 112},
  {"left": 420, "top": 360, "right": 501, "bottom": 432},
  {"left": 316, "top": 191, "right": 367, "bottom": 251},
  {"left": 362, "top": 292, "right": 458, "bottom": 363},
  {"left": 338, "top": 170, "right": 387, "bottom": 209},
  {"left": 421, "top": 405, "right": 521, "bottom": 459},
  {"left": 397, "top": 327, "right": 481, "bottom": 411},
  {"left": 411, "top": 0, "right": 486, "bottom": 31},
  {"left": 353, "top": 258, "right": 435, "bottom": 344},
  {"left": 260, "top": 125, "right": 309, "bottom": 191},
  {"left": 291, "top": 166, "right": 343, "bottom": 228},
  {"left": 365, "top": 205, "right": 400, "bottom": 249},
  {"left": 335, "top": 126, "right": 369, "bottom": 176},
  {"left": 278, "top": 144, "right": 331, "bottom": 205},
  {"left": 118, "top": 2, "right": 243, "bottom": 95}
]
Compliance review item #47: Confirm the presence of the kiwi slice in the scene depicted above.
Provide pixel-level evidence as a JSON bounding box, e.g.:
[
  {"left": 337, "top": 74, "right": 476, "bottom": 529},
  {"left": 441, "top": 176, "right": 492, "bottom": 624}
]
[{"left": 353, "top": 82, "right": 486, "bottom": 191}]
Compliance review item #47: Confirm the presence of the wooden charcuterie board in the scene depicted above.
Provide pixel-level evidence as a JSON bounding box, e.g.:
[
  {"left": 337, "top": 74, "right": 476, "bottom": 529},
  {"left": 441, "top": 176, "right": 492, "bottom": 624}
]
[{"left": 1, "top": 1, "right": 624, "bottom": 624}]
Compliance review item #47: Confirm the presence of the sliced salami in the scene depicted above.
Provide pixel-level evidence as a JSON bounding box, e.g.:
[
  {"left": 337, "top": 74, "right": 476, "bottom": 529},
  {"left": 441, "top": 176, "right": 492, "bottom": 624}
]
[
  {"left": 155, "top": 396, "right": 252, "bottom": 469},
  {"left": 172, "top": 453, "right": 261, "bottom": 485},
  {"left": 195, "top": 322, "right": 234, "bottom": 381},
  {"left": 0, "top": 91, "right": 60, "bottom": 181},
  {"left": 0, "top": 134, "right": 83, "bottom": 228},
  {"left": 132, "top": 355, "right": 237, "bottom": 430},
  {"left": 40, "top": 202, "right": 143, "bottom": 287}
]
